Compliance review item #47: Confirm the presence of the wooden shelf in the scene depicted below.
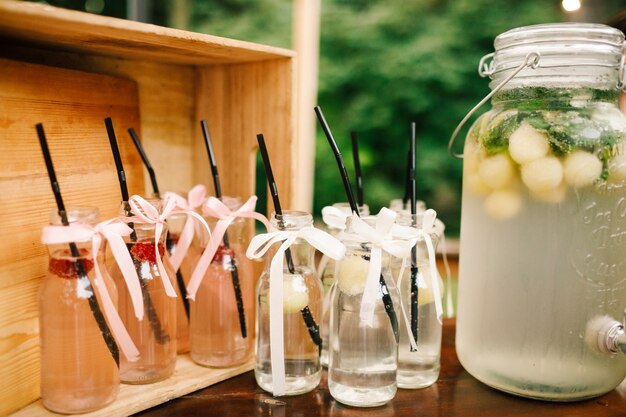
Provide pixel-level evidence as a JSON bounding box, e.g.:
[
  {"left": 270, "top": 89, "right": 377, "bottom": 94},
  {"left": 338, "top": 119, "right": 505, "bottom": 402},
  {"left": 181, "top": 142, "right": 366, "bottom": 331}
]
[
  {"left": 0, "top": 2, "right": 296, "bottom": 415},
  {"left": 12, "top": 356, "right": 254, "bottom": 417}
]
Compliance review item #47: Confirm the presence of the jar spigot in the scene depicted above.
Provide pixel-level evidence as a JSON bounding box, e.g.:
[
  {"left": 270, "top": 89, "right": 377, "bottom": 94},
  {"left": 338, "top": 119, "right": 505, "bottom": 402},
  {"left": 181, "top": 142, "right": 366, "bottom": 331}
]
[{"left": 585, "top": 310, "right": 626, "bottom": 355}]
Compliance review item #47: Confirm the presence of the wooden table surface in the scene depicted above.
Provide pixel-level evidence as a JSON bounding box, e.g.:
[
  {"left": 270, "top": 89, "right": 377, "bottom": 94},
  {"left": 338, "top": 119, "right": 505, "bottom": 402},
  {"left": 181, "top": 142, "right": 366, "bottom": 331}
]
[{"left": 136, "top": 319, "right": 626, "bottom": 417}]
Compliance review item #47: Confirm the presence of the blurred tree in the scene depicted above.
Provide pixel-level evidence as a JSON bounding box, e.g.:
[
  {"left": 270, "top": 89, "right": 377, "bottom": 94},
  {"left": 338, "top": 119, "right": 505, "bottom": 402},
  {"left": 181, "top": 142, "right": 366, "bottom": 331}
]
[
  {"left": 34, "top": 0, "right": 625, "bottom": 234},
  {"left": 184, "top": 0, "right": 569, "bottom": 235}
]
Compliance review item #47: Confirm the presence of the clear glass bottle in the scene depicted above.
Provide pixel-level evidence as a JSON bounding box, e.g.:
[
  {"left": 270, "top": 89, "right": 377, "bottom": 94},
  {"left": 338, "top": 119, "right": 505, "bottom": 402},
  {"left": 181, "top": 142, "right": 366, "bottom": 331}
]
[
  {"left": 392, "top": 212, "right": 442, "bottom": 389},
  {"left": 320, "top": 202, "right": 369, "bottom": 367},
  {"left": 457, "top": 23, "right": 626, "bottom": 400},
  {"left": 255, "top": 211, "right": 323, "bottom": 395},
  {"left": 328, "top": 216, "right": 400, "bottom": 407},
  {"left": 109, "top": 201, "right": 177, "bottom": 384},
  {"left": 191, "top": 196, "right": 255, "bottom": 367},
  {"left": 39, "top": 208, "right": 119, "bottom": 413},
  {"left": 389, "top": 198, "right": 426, "bottom": 214}
]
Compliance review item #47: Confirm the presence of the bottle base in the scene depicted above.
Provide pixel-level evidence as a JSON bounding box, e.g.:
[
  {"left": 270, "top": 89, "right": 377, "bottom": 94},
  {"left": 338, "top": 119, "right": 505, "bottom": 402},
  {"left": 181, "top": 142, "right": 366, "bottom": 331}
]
[
  {"left": 121, "top": 365, "right": 175, "bottom": 385},
  {"left": 474, "top": 372, "right": 615, "bottom": 402},
  {"left": 42, "top": 390, "right": 117, "bottom": 414},
  {"left": 255, "top": 369, "right": 321, "bottom": 396},
  {"left": 397, "top": 365, "right": 439, "bottom": 389},
  {"left": 328, "top": 380, "right": 396, "bottom": 407},
  {"left": 320, "top": 349, "right": 329, "bottom": 368},
  {"left": 191, "top": 352, "right": 251, "bottom": 368}
]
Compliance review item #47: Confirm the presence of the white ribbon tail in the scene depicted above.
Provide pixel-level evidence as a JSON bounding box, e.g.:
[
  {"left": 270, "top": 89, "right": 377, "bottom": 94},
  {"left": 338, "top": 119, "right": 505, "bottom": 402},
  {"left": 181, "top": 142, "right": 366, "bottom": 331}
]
[
  {"left": 395, "top": 255, "right": 419, "bottom": 351},
  {"left": 359, "top": 247, "right": 382, "bottom": 328},
  {"left": 425, "top": 234, "right": 442, "bottom": 323},
  {"left": 269, "top": 239, "right": 292, "bottom": 397},
  {"left": 441, "top": 233, "right": 454, "bottom": 318}
]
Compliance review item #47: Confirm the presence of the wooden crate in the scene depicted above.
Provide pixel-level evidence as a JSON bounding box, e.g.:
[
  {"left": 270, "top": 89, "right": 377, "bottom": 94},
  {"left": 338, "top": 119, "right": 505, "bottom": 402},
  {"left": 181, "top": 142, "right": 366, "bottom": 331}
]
[{"left": 0, "top": 2, "right": 296, "bottom": 415}]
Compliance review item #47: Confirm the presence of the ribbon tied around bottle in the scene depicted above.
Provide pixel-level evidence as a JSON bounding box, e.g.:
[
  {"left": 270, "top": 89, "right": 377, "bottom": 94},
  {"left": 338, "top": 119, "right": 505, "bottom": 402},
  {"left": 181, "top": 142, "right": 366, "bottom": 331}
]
[
  {"left": 246, "top": 224, "right": 346, "bottom": 397},
  {"left": 126, "top": 194, "right": 210, "bottom": 298},
  {"left": 187, "top": 195, "right": 270, "bottom": 300},
  {"left": 344, "top": 207, "right": 420, "bottom": 330},
  {"left": 41, "top": 219, "right": 141, "bottom": 362},
  {"left": 163, "top": 184, "right": 208, "bottom": 271},
  {"left": 317, "top": 205, "right": 352, "bottom": 279},
  {"left": 391, "top": 208, "right": 443, "bottom": 351}
]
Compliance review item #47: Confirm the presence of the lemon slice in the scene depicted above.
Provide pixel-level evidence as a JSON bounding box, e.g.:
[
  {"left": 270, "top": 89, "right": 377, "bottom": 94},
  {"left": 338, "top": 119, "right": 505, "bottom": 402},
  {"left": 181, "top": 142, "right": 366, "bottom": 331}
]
[
  {"left": 282, "top": 274, "right": 309, "bottom": 313},
  {"left": 258, "top": 274, "right": 309, "bottom": 313},
  {"left": 416, "top": 269, "right": 444, "bottom": 305},
  {"left": 337, "top": 255, "right": 370, "bottom": 296}
]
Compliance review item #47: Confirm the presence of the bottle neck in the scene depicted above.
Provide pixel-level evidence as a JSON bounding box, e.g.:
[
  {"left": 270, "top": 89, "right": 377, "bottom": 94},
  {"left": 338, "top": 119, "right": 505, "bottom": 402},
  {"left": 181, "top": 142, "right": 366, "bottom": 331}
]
[{"left": 268, "top": 211, "right": 315, "bottom": 272}]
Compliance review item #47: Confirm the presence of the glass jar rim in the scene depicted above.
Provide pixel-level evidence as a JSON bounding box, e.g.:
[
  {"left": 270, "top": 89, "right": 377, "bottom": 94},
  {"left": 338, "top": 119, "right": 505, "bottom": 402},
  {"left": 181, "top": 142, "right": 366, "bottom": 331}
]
[
  {"left": 332, "top": 202, "right": 370, "bottom": 215},
  {"left": 49, "top": 207, "right": 100, "bottom": 226},
  {"left": 486, "top": 23, "right": 625, "bottom": 90},
  {"left": 270, "top": 210, "right": 313, "bottom": 230}
]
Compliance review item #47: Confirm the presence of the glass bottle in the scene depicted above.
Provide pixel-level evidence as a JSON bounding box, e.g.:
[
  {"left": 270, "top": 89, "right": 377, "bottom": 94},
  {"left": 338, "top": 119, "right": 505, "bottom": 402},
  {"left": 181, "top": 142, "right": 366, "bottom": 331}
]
[
  {"left": 109, "top": 200, "right": 177, "bottom": 384},
  {"left": 39, "top": 208, "right": 119, "bottom": 413},
  {"left": 392, "top": 212, "right": 442, "bottom": 389},
  {"left": 166, "top": 212, "right": 200, "bottom": 354},
  {"left": 255, "top": 211, "right": 323, "bottom": 395},
  {"left": 328, "top": 216, "right": 400, "bottom": 407},
  {"left": 456, "top": 23, "right": 626, "bottom": 400},
  {"left": 389, "top": 198, "right": 426, "bottom": 214},
  {"left": 320, "top": 202, "right": 369, "bottom": 367},
  {"left": 191, "top": 196, "right": 255, "bottom": 367}
]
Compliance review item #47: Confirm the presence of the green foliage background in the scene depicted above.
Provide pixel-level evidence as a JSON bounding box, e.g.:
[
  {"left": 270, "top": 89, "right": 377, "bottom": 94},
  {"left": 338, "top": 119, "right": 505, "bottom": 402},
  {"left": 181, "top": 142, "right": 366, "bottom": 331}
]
[
  {"left": 189, "top": 0, "right": 569, "bottom": 235},
  {"left": 40, "top": 0, "right": 625, "bottom": 234}
]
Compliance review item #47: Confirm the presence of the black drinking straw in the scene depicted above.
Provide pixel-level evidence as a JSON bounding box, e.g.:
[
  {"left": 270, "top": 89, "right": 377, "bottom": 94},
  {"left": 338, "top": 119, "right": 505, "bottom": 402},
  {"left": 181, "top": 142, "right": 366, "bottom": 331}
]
[
  {"left": 105, "top": 117, "right": 169, "bottom": 344},
  {"left": 314, "top": 106, "right": 399, "bottom": 342},
  {"left": 256, "top": 133, "right": 322, "bottom": 349},
  {"left": 200, "top": 120, "right": 247, "bottom": 339},
  {"left": 350, "top": 131, "right": 364, "bottom": 208},
  {"left": 402, "top": 151, "right": 411, "bottom": 210},
  {"left": 314, "top": 107, "right": 359, "bottom": 216},
  {"left": 128, "top": 128, "right": 190, "bottom": 320},
  {"left": 36, "top": 123, "right": 120, "bottom": 366},
  {"left": 409, "top": 122, "right": 419, "bottom": 349},
  {"left": 128, "top": 128, "right": 160, "bottom": 198}
]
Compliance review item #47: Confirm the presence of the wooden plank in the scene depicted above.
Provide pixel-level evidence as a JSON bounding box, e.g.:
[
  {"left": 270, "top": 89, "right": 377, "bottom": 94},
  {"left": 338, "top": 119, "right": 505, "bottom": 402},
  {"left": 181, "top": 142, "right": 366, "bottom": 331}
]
[
  {"left": 11, "top": 357, "right": 254, "bottom": 417},
  {"left": 0, "top": 1, "right": 294, "bottom": 65},
  {"left": 0, "top": 58, "right": 144, "bottom": 416},
  {"left": 292, "top": 0, "right": 321, "bottom": 212},
  {"left": 0, "top": 45, "right": 198, "bottom": 196},
  {"left": 194, "top": 58, "right": 296, "bottom": 211}
]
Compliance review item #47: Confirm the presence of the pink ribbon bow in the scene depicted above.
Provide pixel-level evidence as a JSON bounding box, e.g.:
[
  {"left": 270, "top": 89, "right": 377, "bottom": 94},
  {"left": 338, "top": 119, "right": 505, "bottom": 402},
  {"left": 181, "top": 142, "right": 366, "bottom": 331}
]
[
  {"left": 187, "top": 195, "right": 270, "bottom": 300},
  {"left": 41, "top": 219, "right": 141, "bottom": 362},
  {"left": 127, "top": 195, "right": 179, "bottom": 298},
  {"left": 163, "top": 185, "right": 208, "bottom": 271}
]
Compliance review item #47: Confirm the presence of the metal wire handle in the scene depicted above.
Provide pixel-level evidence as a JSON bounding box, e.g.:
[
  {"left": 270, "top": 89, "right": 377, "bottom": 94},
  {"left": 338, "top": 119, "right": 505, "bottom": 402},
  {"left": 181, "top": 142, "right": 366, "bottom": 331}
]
[
  {"left": 448, "top": 52, "right": 541, "bottom": 159},
  {"left": 618, "top": 53, "right": 626, "bottom": 91}
]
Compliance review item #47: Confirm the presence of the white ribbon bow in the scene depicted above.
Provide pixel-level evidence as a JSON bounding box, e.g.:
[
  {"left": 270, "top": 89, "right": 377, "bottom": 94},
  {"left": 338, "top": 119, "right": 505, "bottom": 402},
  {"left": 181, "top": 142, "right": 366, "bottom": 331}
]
[
  {"left": 321, "top": 205, "right": 351, "bottom": 231},
  {"left": 317, "top": 205, "right": 353, "bottom": 278},
  {"left": 346, "top": 207, "right": 418, "bottom": 328},
  {"left": 41, "top": 219, "right": 141, "bottom": 362},
  {"left": 392, "top": 208, "right": 443, "bottom": 351},
  {"left": 163, "top": 184, "right": 208, "bottom": 271},
  {"left": 246, "top": 225, "right": 345, "bottom": 397}
]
